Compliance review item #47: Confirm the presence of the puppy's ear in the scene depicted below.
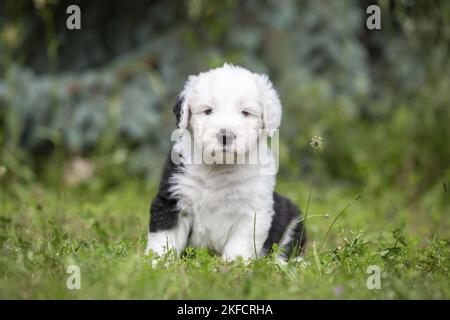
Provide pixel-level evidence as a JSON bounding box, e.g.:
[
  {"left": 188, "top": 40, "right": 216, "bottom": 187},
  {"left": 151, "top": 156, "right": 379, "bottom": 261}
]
[
  {"left": 174, "top": 75, "right": 197, "bottom": 129},
  {"left": 255, "top": 73, "right": 282, "bottom": 137}
]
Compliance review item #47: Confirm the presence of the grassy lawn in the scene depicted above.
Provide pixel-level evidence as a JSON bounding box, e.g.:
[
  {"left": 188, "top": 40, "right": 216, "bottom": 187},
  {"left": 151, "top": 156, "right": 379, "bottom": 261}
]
[{"left": 0, "top": 179, "right": 448, "bottom": 299}]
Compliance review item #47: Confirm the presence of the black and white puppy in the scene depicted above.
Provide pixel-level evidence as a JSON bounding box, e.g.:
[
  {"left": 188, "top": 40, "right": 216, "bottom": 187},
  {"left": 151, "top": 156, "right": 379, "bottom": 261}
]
[{"left": 145, "top": 64, "right": 306, "bottom": 262}]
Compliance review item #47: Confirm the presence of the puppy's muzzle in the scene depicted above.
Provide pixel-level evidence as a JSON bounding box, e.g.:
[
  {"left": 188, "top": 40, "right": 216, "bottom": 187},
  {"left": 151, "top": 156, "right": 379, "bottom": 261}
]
[{"left": 216, "top": 129, "right": 235, "bottom": 146}]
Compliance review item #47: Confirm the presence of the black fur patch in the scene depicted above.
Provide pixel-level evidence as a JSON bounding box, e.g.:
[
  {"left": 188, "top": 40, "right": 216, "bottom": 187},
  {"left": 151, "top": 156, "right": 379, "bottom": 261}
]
[
  {"left": 149, "top": 97, "right": 185, "bottom": 232},
  {"left": 172, "top": 96, "right": 183, "bottom": 127},
  {"left": 263, "top": 192, "right": 307, "bottom": 257},
  {"left": 148, "top": 152, "right": 182, "bottom": 233}
]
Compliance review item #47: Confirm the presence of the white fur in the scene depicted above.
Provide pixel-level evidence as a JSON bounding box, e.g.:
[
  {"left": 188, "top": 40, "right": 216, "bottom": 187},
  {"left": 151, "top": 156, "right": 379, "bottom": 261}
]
[{"left": 146, "top": 64, "right": 282, "bottom": 261}]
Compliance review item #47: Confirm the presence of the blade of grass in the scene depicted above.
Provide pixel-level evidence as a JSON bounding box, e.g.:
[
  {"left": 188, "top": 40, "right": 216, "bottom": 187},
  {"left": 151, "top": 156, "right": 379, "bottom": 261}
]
[
  {"left": 319, "top": 195, "right": 361, "bottom": 252},
  {"left": 298, "top": 188, "right": 312, "bottom": 254},
  {"left": 313, "top": 241, "right": 322, "bottom": 277},
  {"left": 253, "top": 212, "right": 259, "bottom": 260}
]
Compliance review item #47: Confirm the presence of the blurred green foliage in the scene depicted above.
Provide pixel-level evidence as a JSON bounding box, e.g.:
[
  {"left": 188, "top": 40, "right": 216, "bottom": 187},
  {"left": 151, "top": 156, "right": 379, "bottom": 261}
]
[{"left": 0, "top": 0, "right": 449, "bottom": 202}]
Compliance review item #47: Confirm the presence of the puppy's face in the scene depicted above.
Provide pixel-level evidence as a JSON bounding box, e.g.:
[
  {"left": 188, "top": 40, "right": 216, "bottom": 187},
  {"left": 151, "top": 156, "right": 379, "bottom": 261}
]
[
  {"left": 175, "top": 64, "right": 282, "bottom": 163},
  {"left": 189, "top": 71, "right": 263, "bottom": 157}
]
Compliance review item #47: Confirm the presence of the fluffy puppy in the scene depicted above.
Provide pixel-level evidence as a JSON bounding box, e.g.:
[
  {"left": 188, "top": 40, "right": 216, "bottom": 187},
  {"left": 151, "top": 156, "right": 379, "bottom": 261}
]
[{"left": 145, "top": 64, "right": 306, "bottom": 262}]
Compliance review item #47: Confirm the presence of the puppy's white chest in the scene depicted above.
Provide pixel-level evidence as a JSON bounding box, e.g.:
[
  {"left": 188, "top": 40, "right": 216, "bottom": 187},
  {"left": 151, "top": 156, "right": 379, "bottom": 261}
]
[
  {"left": 170, "top": 166, "right": 274, "bottom": 253},
  {"left": 188, "top": 190, "right": 239, "bottom": 252}
]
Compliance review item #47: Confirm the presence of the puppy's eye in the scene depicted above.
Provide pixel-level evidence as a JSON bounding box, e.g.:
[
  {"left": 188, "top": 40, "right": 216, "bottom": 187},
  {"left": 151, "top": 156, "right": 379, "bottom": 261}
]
[
  {"left": 241, "top": 110, "right": 251, "bottom": 117},
  {"left": 204, "top": 108, "right": 212, "bottom": 115}
]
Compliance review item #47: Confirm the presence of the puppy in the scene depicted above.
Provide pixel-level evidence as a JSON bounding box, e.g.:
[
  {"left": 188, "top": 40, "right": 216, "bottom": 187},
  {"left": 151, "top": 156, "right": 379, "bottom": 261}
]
[{"left": 145, "top": 64, "right": 306, "bottom": 262}]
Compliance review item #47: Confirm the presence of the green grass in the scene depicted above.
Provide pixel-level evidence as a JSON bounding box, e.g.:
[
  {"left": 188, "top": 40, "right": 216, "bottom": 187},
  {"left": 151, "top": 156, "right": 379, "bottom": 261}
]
[{"left": 0, "top": 179, "right": 448, "bottom": 299}]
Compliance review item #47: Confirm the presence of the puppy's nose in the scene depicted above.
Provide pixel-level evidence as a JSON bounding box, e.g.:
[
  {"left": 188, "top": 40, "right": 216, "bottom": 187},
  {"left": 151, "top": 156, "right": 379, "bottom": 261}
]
[{"left": 217, "top": 129, "right": 235, "bottom": 146}]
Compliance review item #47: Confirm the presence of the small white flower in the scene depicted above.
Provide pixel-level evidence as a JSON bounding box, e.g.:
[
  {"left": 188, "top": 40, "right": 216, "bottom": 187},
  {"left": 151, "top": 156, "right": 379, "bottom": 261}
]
[{"left": 310, "top": 136, "right": 323, "bottom": 152}]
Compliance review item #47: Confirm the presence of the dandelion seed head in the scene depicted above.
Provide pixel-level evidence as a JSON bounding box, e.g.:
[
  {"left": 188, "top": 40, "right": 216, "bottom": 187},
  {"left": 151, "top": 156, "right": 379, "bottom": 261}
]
[{"left": 310, "top": 136, "right": 323, "bottom": 152}]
